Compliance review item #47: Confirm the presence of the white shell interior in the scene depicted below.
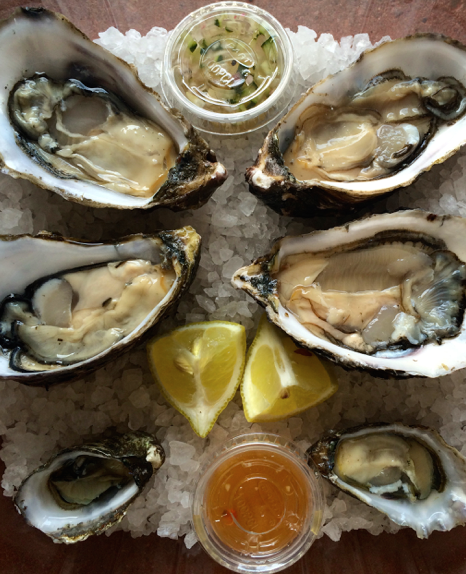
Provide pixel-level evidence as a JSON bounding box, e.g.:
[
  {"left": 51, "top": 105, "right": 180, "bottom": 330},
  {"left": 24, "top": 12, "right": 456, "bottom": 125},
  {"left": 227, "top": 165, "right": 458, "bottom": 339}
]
[
  {"left": 15, "top": 450, "right": 138, "bottom": 537},
  {"left": 0, "top": 234, "right": 182, "bottom": 379},
  {"left": 233, "top": 210, "right": 466, "bottom": 377},
  {"left": 0, "top": 11, "right": 189, "bottom": 208},
  {"left": 277, "top": 36, "right": 466, "bottom": 194},
  {"left": 330, "top": 424, "right": 466, "bottom": 538}
]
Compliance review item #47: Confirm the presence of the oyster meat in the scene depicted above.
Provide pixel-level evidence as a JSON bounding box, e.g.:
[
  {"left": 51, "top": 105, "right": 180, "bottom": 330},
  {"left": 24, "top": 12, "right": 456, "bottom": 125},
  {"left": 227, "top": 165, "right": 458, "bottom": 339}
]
[
  {"left": 246, "top": 35, "right": 466, "bottom": 216},
  {"left": 0, "top": 8, "right": 227, "bottom": 210},
  {"left": 10, "top": 75, "right": 178, "bottom": 199},
  {"left": 284, "top": 72, "right": 466, "bottom": 183},
  {"left": 0, "top": 227, "right": 201, "bottom": 385},
  {"left": 14, "top": 431, "right": 165, "bottom": 543},
  {"left": 0, "top": 259, "right": 176, "bottom": 370},
  {"left": 309, "top": 423, "right": 466, "bottom": 538},
  {"left": 278, "top": 233, "right": 465, "bottom": 355},
  {"left": 232, "top": 210, "right": 466, "bottom": 377}
]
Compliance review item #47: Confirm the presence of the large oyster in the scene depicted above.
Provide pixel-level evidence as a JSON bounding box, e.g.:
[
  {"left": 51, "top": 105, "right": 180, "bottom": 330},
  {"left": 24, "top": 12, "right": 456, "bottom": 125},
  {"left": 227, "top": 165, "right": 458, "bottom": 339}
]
[
  {"left": 232, "top": 210, "right": 466, "bottom": 377},
  {"left": 0, "top": 227, "right": 200, "bottom": 385},
  {"left": 0, "top": 8, "right": 227, "bottom": 210},
  {"left": 309, "top": 423, "right": 466, "bottom": 538},
  {"left": 246, "top": 35, "right": 466, "bottom": 216},
  {"left": 14, "top": 431, "right": 164, "bottom": 543}
]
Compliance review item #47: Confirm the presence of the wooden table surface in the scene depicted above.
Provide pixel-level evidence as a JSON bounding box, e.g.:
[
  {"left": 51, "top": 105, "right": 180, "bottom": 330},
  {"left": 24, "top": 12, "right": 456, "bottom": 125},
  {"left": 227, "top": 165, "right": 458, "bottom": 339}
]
[
  {"left": 0, "top": 1, "right": 466, "bottom": 573},
  {"left": 2, "top": 0, "right": 466, "bottom": 45}
]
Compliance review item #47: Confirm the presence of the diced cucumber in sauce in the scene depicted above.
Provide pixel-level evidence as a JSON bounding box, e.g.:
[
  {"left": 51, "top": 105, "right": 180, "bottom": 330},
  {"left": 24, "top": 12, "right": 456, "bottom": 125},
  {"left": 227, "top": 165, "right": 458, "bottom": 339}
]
[
  {"left": 252, "top": 25, "right": 268, "bottom": 42},
  {"left": 179, "top": 13, "right": 282, "bottom": 113},
  {"left": 187, "top": 37, "right": 198, "bottom": 53},
  {"left": 200, "top": 39, "right": 208, "bottom": 55},
  {"left": 261, "top": 36, "right": 278, "bottom": 63}
]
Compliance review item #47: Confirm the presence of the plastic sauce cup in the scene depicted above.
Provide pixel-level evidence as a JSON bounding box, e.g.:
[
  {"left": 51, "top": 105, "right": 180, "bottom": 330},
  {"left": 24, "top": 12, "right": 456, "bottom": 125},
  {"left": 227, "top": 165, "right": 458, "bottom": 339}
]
[
  {"left": 162, "top": 2, "right": 295, "bottom": 135},
  {"left": 192, "top": 432, "right": 324, "bottom": 573}
]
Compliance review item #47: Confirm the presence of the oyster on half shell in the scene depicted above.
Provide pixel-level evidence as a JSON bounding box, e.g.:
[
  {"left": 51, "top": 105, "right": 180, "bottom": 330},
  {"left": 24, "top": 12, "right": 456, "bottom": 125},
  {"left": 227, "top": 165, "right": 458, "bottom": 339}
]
[
  {"left": 246, "top": 35, "right": 466, "bottom": 216},
  {"left": 309, "top": 423, "right": 466, "bottom": 538},
  {"left": 14, "top": 431, "right": 165, "bottom": 543},
  {"left": 232, "top": 210, "right": 466, "bottom": 377},
  {"left": 0, "top": 227, "right": 200, "bottom": 385},
  {"left": 0, "top": 8, "right": 227, "bottom": 210}
]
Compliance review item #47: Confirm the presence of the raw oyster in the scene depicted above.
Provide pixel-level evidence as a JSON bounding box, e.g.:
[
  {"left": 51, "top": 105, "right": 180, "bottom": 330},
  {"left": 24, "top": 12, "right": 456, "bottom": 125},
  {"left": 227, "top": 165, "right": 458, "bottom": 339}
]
[
  {"left": 14, "top": 431, "right": 164, "bottom": 543},
  {"left": 283, "top": 74, "right": 465, "bottom": 182},
  {"left": 246, "top": 35, "right": 466, "bottom": 216},
  {"left": 232, "top": 210, "right": 466, "bottom": 377},
  {"left": 10, "top": 75, "right": 178, "bottom": 199},
  {"left": 0, "top": 227, "right": 200, "bottom": 385},
  {"left": 0, "top": 8, "right": 227, "bottom": 210},
  {"left": 309, "top": 423, "right": 466, "bottom": 538}
]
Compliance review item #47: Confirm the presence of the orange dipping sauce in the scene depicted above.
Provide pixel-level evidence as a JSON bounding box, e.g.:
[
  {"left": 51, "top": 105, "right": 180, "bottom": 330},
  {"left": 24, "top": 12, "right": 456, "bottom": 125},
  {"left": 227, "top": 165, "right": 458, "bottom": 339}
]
[
  {"left": 205, "top": 446, "right": 311, "bottom": 556},
  {"left": 193, "top": 433, "right": 324, "bottom": 572}
]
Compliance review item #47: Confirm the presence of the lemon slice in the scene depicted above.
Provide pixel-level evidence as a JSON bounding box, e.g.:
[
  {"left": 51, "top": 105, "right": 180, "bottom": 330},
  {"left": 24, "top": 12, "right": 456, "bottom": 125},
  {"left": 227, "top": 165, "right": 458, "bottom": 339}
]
[
  {"left": 242, "top": 315, "right": 338, "bottom": 422},
  {"left": 147, "top": 321, "right": 246, "bottom": 437}
]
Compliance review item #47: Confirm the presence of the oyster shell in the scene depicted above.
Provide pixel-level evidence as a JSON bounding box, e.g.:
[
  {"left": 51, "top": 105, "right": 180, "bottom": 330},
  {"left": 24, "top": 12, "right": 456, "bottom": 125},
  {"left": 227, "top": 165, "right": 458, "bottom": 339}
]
[
  {"left": 309, "top": 423, "right": 466, "bottom": 538},
  {"left": 0, "top": 227, "right": 201, "bottom": 385},
  {"left": 14, "top": 431, "right": 164, "bottom": 543},
  {"left": 232, "top": 210, "right": 466, "bottom": 377},
  {"left": 246, "top": 35, "right": 466, "bottom": 216},
  {"left": 0, "top": 8, "right": 227, "bottom": 210}
]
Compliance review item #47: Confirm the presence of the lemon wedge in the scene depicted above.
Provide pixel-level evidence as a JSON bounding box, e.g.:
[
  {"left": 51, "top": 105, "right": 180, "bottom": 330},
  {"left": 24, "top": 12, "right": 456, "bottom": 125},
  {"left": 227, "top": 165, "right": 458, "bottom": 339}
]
[
  {"left": 241, "top": 315, "right": 338, "bottom": 422},
  {"left": 147, "top": 321, "right": 246, "bottom": 437}
]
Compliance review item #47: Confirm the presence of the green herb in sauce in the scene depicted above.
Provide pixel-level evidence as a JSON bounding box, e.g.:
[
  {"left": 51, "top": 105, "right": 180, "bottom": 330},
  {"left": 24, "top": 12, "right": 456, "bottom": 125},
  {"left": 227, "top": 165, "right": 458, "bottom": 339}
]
[{"left": 175, "top": 13, "right": 283, "bottom": 113}]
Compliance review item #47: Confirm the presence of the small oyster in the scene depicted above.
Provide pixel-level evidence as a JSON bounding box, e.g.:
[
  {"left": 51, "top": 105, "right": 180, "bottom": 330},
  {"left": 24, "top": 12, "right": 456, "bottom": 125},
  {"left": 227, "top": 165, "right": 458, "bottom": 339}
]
[
  {"left": 0, "top": 8, "right": 227, "bottom": 210},
  {"left": 232, "top": 210, "right": 466, "bottom": 377},
  {"left": 14, "top": 431, "right": 164, "bottom": 543},
  {"left": 0, "top": 227, "right": 201, "bottom": 385},
  {"left": 309, "top": 423, "right": 466, "bottom": 538},
  {"left": 246, "top": 35, "right": 466, "bottom": 216}
]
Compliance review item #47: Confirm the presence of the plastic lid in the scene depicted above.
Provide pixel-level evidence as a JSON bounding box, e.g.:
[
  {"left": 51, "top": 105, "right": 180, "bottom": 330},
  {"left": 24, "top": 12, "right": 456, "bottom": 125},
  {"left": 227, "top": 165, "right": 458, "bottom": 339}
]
[{"left": 162, "top": 2, "right": 295, "bottom": 135}]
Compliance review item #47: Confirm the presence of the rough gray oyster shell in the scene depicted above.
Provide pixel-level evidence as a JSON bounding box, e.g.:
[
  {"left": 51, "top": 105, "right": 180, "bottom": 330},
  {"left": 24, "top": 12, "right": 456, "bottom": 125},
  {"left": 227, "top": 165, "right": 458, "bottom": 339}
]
[
  {"left": 14, "top": 430, "right": 164, "bottom": 543},
  {"left": 0, "top": 227, "right": 201, "bottom": 385},
  {"left": 246, "top": 35, "right": 466, "bottom": 216},
  {"left": 0, "top": 8, "right": 227, "bottom": 210},
  {"left": 309, "top": 423, "right": 466, "bottom": 538},
  {"left": 232, "top": 210, "right": 466, "bottom": 378}
]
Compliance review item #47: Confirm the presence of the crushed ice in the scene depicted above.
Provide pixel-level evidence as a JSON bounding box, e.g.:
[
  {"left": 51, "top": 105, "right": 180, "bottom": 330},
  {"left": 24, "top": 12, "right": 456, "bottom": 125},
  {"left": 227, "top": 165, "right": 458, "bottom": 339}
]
[{"left": 0, "top": 23, "right": 466, "bottom": 547}]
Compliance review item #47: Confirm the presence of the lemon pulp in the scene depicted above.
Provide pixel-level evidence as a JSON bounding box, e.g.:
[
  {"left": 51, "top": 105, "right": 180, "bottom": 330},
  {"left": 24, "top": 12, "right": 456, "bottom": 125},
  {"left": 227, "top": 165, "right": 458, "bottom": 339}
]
[
  {"left": 241, "top": 315, "right": 337, "bottom": 422},
  {"left": 147, "top": 321, "right": 246, "bottom": 437}
]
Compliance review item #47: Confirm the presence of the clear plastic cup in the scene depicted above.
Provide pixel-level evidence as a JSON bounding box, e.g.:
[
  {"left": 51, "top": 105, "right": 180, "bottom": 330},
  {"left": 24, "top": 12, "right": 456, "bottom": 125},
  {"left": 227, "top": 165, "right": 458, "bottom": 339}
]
[
  {"left": 192, "top": 432, "right": 325, "bottom": 573},
  {"left": 162, "top": 2, "right": 295, "bottom": 135}
]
